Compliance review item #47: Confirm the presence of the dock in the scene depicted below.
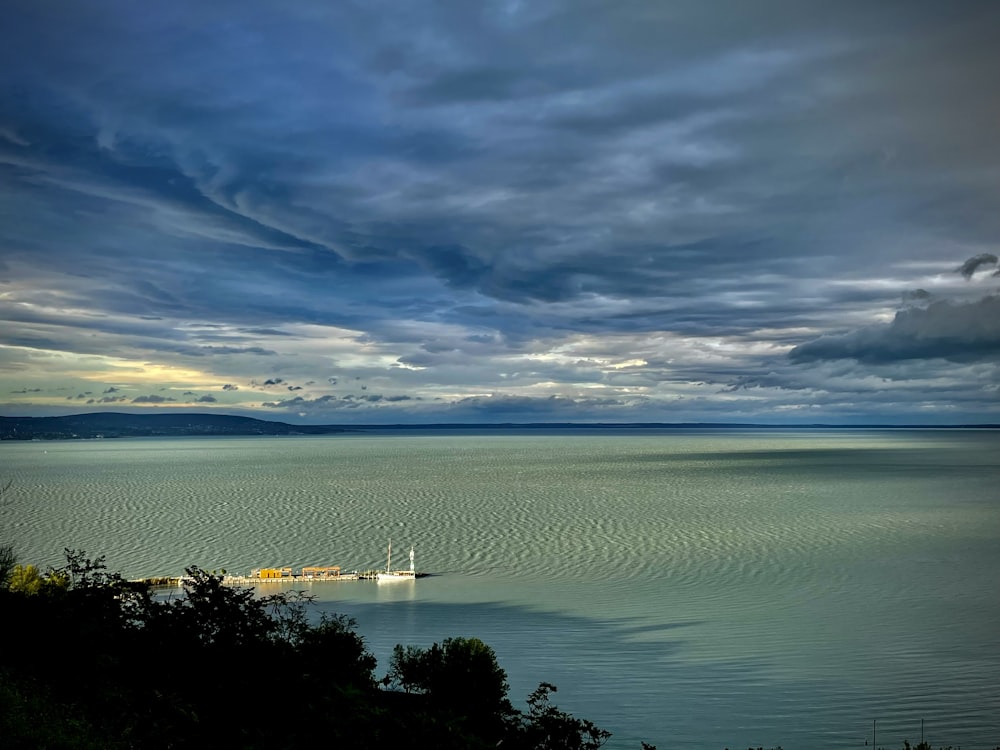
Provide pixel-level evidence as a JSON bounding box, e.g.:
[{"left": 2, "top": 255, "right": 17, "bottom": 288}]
[
  {"left": 221, "top": 569, "right": 428, "bottom": 585},
  {"left": 222, "top": 572, "right": 363, "bottom": 585},
  {"left": 134, "top": 568, "right": 426, "bottom": 588},
  {"left": 133, "top": 545, "right": 426, "bottom": 587}
]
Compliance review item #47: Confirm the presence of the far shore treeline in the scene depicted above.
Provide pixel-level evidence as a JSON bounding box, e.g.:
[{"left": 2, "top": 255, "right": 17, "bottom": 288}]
[{"left": 3, "top": 411, "right": 999, "bottom": 441}]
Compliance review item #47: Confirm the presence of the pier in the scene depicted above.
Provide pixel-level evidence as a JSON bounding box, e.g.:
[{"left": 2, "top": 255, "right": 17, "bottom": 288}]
[
  {"left": 222, "top": 572, "right": 363, "bottom": 585},
  {"left": 221, "top": 569, "right": 427, "bottom": 585},
  {"left": 134, "top": 545, "right": 425, "bottom": 587},
  {"left": 134, "top": 566, "right": 426, "bottom": 588}
]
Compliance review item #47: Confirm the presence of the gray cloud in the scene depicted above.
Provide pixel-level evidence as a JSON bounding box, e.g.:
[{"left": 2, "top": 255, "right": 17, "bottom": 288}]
[
  {"left": 262, "top": 395, "right": 336, "bottom": 410},
  {"left": 790, "top": 295, "right": 1000, "bottom": 364},
  {"left": 132, "top": 395, "right": 176, "bottom": 404},
  {"left": 200, "top": 346, "right": 277, "bottom": 356},
  {"left": 902, "top": 289, "right": 932, "bottom": 306},
  {"left": 89, "top": 395, "right": 128, "bottom": 404},
  {"left": 957, "top": 253, "right": 998, "bottom": 279},
  {"left": 2, "top": 1, "right": 999, "bottom": 423}
]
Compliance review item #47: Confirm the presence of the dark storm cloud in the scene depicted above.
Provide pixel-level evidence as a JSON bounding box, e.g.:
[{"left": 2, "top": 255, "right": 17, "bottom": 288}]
[
  {"left": 902, "top": 289, "right": 932, "bottom": 305},
  {"left": 0, "top": 301, "right": 283, "bottom": 365},
  {"left": 241, "top": 328, "right": 294, "bottom": 337},
  {"left": 2, "top": 1, "right": 1000, "bottom": 422},
  {"left": 91, "top": 395, "right": 128, "bottom": 404},
  {"left": 132, "top": 395, "right": 175, "bottom": 404},
  {"left": 199, "top": 346, "right": 276, "bottom": 356},
  {"left": 8, "top": 1, "right": 994, "bottom": 312},
  {"left": 261, "top": 392, "right": 419, "bottom": 413},
  {"left": 789, "top": 295, "right": 1000, "bottom": 364},
  {"left": 792, "top": 255, "right": 1000, "bottom": 365},
  {"left": 262, "top": 395, "right": 336, "bottom": 409},
  {"left": 957, "top": 254, "right": 998, "bottom": 279},
  {"left": 344, "top": 394, "right": 415, "bottom": 403}
]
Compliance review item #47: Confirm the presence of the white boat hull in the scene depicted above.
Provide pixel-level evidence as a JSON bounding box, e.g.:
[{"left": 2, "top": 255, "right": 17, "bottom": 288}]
[{"left": 376, "top": 572, "right": 415, "bottom": 582}]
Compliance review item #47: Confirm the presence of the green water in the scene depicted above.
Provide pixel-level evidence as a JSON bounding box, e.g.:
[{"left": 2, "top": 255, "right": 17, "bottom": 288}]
[{"left": 3, "top": 428, "right": 999, "bottom": 748}]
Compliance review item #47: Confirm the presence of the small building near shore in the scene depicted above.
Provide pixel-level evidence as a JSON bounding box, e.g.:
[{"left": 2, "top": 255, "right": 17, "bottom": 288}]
[
  {"left": 301, "top": 566, "right": 341, "bottom": 578},
  {"left": 252, "top": 567, "right": 292, "bottom": 579}
]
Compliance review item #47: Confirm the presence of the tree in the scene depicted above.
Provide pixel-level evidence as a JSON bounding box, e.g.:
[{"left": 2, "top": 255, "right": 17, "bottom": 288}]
[
  {"left": 384, "top": 636, "right": 516, "bottom": 746},
  {"left": 518, "top": 682, "right": 612, "bottom": 750},
  {"left": 155, "top": 565, "right": 283, "bottom": 647},
  {"left": 386, "top": 636, "right": 513, "bottom": 717},
  {"left": 386, "top": 643, "right": 429, "bottom": 693},
  {"left": 298, "top": 613, "right": 379, "bottom": 692},
  {"left": 0, "top": 481, "right": 15, "bottom": 588},
  {"left": 1, "top": 550, "right": 626, "bottom": 749},
  {"left": 383, "top": 639, "right": 620, "bottom": 749},
  {"left": 0, "top": 545, "right": 16, "bottom": 589},
  {"left": 7, "top": 564, "right": 43, "bottom": 595}
]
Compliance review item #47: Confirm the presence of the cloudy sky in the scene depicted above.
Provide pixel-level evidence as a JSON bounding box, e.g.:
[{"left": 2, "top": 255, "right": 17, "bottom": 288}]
[{"left": 2, "top": 1, "right": 998, "bottom": 424}]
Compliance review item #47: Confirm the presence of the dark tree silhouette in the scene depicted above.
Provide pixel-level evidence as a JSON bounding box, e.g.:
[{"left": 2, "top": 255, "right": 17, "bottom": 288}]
[{"left": 1, "top": 550, "right": 626, "bottom": 749}]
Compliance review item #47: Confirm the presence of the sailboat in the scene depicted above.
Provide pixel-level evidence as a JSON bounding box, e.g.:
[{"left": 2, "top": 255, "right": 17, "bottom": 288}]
[{"left": 376, "top": 538, "right": 416, "bottom": 581}]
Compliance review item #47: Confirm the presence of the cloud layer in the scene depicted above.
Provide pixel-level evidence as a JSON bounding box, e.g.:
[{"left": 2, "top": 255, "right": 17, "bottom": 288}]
[{"left": 2, "top": 1, "right": 998, "bottom": 424}]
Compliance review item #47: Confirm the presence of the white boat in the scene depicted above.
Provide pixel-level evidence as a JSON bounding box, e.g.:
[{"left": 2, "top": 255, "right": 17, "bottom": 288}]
[{"left": 376, "top": 539, "right": 416, "bottom": 581}]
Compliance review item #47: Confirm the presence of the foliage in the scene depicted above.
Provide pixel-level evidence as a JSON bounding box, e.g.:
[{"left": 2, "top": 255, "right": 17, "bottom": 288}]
[
  {"left": 6, "top": 564, "right": 43, "bottom": 594},
  {"left": 0, "top": 549, "right": 19, "bottom": 590},
  {"left": 385, "top": 636, "right": 517, "bottom": 745},
  {"left": 386, "top": 642, "right": 424, "bottom": 691},
  {"left": 387, "top": 635, "right": 512, "bottom": 711},
  {"left": 517, "top": 682, "right": 612, "bottom": 750},
  {"left": 0, "top": 670, "right": 125, "bottom": 750},
  {"left": 300, "top": 612, "right": 379, "bottom": 691},
  {"left": 0, "top": 481, "right": 15, "bottom": 588},
  {"left": 0, "top": 550, "right": 627, "bottom": 749},
  {"left": 898, "top": 742, "right": 1000, "bottom": 750},
  {"left": 11, "top": 550, "right": 985, "bottom": 749},
  {"left": 386, "top": 639, "right": 614, "bottom": 749},
  {"left": 0, "top": 553, "right": 380, "bottom": 749}
]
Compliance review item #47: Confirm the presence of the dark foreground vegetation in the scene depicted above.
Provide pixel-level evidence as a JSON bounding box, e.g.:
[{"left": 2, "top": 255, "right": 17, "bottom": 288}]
[
  {"left": 0, "top": 548, "right": 622, "bottom": 749},
  {"left": 1, "top": 545, "right": 992, "bottom": 750}
]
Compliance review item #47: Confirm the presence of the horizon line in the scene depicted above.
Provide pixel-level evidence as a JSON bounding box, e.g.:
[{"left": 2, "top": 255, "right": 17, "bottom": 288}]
[{"left": 3, "top": 410, "right": 999, "bottom": 430}]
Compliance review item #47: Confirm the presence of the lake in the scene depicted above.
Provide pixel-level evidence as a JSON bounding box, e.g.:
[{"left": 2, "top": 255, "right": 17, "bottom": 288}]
[{"left": 3, "top": 428, "right": 999, "bottom": 749}]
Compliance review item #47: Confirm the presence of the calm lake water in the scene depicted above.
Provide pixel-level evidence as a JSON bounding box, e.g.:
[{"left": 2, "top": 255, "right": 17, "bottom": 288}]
[{"left": 3, "top": 428, "right": 999, "bottom": 749}]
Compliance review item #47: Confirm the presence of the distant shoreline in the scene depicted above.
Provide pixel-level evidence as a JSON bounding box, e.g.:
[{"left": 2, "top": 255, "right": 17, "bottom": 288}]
[{"left": 1, "top": 411, "right": 998, "bottom": 441}]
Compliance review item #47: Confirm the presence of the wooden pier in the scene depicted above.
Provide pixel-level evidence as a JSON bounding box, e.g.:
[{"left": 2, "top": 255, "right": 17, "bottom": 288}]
[
  {"left": 134, "top": 547, "right": 427, "bottom": 586},
  {"left": 134, "top": 569, "right": 421, "bottom": 587},
  {"left": 222, "top": 572, "right": 364, "bottom": 585}
]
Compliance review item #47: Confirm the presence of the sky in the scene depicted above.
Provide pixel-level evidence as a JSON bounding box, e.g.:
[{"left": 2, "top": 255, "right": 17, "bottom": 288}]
[{"left": 1, "top": 1, "right": 999, "bottom": 425}]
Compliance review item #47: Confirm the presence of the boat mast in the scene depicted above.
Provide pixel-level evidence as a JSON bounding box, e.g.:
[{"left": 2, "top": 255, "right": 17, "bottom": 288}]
[
  {"left": 386, "top": 538, "right": 392, "bottom": 573},
  {"left": 409, "top": 546, "right": 415, "bottom": 573}
]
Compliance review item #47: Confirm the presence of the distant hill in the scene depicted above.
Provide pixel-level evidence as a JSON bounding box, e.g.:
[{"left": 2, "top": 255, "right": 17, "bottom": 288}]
[
  {"left": 2, "top": 412, "right": 997, "bottom": 440},
  {"left": 0, "top": 412, "right": 350, "bottom": 440}
]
